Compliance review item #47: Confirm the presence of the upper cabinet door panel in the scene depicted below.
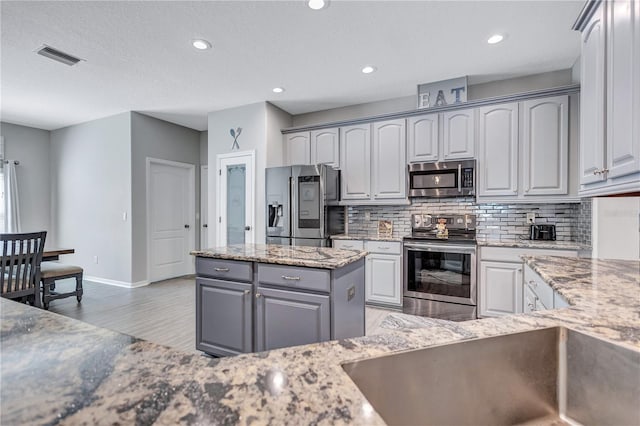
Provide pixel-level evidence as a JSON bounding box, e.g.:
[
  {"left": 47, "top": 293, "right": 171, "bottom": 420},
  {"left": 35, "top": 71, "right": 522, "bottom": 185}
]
[
  {"left": 311, "top": 128, "right": 340, "bottom": 168},
  {"left": 580, "top": 5, "right": 607, "bottom": 185},
  {"left": 606, "top": 0, "right": 640, "bottom": 179},
  {"left": 522, "top": 95, "right": 569, "bottom": 196},
  {"left": 286, "top": 132, "right": 311, "bottom": 166},
  {"left": 477, "top": 103, "right": 519, "bottom": 197},
  {"left": 372, "top": 119, "right": 407, "bottom": 199},
  {"left": 443, "top": 108, "right": 475, "bottom": 160},
  {"left": 408, "top": 114, "right": 439, "bottom": 163},
  {"left": 340, "top": 124, "right": 371, "bottom": 200}
]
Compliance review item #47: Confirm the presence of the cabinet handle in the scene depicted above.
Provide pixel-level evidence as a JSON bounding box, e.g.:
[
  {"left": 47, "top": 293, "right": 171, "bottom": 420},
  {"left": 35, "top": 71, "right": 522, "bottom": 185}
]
[
  {"left": 593, "top": 169, "right": 601, "bottom": 175},
  {"left": 601, "top": 168, "right": 609, "bottom": 176},
  {"left": 527, "top": 303, "right": 536, "bottom": 311},
  {"left": 281, "top": 275, "right": 301, "bottom": 281},
  {"left": 458, "top": 164, "right": 462, "bottom": 193},
  {"left": 529, "top": 280, "right": 537, "bottom": 288},
  {"left": 377, "top": 246, "right": 390, "bottom": 250},
  {"left": 243, "top": 290, "right": 250, "bottom": 295},
  {"left": 517, "top": 269, "right": 522, "bottom": 273},
  {"left": 255, "top": 293, "right": 261, "bottom": 298},
  {"left": 214, "top": 267, "right": 230, "bottom": 272}
]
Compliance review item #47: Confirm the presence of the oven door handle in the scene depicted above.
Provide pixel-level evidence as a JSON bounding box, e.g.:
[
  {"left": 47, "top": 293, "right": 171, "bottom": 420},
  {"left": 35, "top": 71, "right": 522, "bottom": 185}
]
[{"left": 404, "top": 243, "right": 476, "bottom": 255}]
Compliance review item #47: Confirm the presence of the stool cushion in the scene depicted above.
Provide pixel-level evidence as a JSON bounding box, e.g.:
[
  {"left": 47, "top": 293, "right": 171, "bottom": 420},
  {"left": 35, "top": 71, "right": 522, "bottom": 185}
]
[{"left": 40, "top": 262, "right": 83, "bottom": 279}]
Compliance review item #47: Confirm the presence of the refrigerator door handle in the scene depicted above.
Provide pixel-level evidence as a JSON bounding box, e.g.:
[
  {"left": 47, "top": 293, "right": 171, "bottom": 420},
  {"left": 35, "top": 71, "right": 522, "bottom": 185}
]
[{"left": 290, "top": 175, "right": 297, "bottom": 239}]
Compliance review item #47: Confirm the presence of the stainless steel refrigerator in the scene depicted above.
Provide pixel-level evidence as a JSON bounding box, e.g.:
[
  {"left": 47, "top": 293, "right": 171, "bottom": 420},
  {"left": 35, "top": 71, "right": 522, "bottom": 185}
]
[{"left": 266, "top": 165, "right": 343, "bottom": 247}]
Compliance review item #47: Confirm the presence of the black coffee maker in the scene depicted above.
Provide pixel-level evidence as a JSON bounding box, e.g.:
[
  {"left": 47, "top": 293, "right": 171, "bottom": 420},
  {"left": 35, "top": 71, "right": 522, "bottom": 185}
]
[{"left": 529, "top": 224, "right": 556, "bottom": 241}]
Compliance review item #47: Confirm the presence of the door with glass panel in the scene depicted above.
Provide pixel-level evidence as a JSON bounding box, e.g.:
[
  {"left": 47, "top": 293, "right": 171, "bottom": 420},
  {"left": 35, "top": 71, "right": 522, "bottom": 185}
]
[{"left": 216, "top": 151, "right": 255, "bottom": 246}]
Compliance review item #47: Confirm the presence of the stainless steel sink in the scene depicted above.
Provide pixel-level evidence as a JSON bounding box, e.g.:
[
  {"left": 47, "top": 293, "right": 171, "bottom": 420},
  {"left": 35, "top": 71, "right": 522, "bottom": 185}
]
[{"left": 342, "top": 327, "right": 640, "bottom": 426}]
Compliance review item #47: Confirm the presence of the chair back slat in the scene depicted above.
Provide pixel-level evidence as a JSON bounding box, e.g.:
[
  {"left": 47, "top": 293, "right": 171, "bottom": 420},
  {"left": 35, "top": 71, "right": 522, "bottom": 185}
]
[{"left": 1, "top": 232, "right": 47, "bottom": 303}]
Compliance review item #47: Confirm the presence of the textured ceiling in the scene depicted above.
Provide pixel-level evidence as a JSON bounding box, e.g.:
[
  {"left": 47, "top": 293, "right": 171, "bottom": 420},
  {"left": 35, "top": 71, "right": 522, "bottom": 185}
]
[{"left": 0, "top": 1, "right": 584, "bottom": 131}]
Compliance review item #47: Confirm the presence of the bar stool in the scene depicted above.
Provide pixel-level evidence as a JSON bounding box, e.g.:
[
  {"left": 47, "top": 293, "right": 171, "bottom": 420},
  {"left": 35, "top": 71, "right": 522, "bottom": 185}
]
[{"left": 40, "top": 262, "right": 83, "bottom": 310}]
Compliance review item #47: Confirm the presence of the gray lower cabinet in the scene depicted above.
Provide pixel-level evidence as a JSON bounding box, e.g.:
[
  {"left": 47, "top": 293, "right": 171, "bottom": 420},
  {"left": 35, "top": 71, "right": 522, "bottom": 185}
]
[
  {"left": 195, "top": 256, "right": 365, "bottom": 357},
  {"left": 196, "top": 277, "right": 253, "bottom": 356},
  {"left": 255, "top": 286, "right": 330, "bottom": 352}
]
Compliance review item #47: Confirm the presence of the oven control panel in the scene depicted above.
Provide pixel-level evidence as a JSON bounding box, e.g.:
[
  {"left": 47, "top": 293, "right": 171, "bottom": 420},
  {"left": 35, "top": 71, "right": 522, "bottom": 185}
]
[{"left": 411, "top": 214, "right": 476, "bottom": 231}]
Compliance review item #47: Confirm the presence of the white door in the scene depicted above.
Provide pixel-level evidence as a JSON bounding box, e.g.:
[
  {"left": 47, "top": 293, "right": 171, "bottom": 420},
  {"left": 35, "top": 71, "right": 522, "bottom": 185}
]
[
  {"left": 479, "top": 261, "right": 523, "bottom": 317},
  {"left": 217, "top": 151, "right": 255, "bottom": 246},
  {"left": 372, "top": 119, "right": 407, "bottom": 199},
  {"left": 340, "top": 124, "right": 371, "bottom": 200},
  {"left": 477, "top": 102, "right": 519, "bottom": 198},
  {"left": 285, "top": 132, "right": 311, "bottom": 166},
  {"left": 443, "top": 108, "right": 475, "bottom": 160},
  {"left": 408, "top": 113, "right": 439, "bottom": 163},
  {"left": 310, "top": 128, "right": 340, "bottom": 167},
  {"left": 522, "top": 95, "right": 569, "bottom": 196},
  {"left": 201, "top": 166, "right": 208, "bottom": 249},
  {"left": 580, "top": 5, "right": 607, "bottom": 185},
  {"left": 148, "top": 159, "right": 195, "bottom": 282}
]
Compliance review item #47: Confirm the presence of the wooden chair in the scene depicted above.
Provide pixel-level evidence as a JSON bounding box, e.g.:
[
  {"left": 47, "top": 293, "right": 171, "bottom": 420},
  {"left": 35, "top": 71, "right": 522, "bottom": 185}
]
[
  {"left": 40, "top": 262, "right": 83, "bottom": 310},
  {"left": 1, "top": 231, "right": 47, "bottom": 308}
]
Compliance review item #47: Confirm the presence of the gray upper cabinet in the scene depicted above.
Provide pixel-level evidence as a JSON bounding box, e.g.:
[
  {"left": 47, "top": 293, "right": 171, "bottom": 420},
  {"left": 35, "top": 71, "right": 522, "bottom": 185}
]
[
  {"left": 579, "top": 5, "right": 607, "bottom": 186},
  {"left": 478, "top": 102, "right": 519, "bottom": 197},
  {"left": 196, "top": 277, "right": 253, "bottom": 356},
  {"left": 442, "top": 108, "right": 475, "bottom": 160},
  {"left": 577, "top": 0, "right": 640, "bottom": 196},
  {"left": 285, "top": 131, "right": 311, "bottom": 166},
  {"left": 522, "top": 95, "right": 569, "bottom": 196},
  {"left": 340, "top": 124, "right": 371, "bottom": 200},
  {"left": 372, "top": 119, "right": 407, "bottom": 199},
  {"left": 606, "top": 0, "right": 640, "bottom": 180},
  {"left": 255, "top": 286, "right": 330, "bottom": 352},
  {"left": 407, "top": 113, "right": 439, "bottom": 163},
  {"left": 311, "top": 128, "right": 340, "bottom": 168}
]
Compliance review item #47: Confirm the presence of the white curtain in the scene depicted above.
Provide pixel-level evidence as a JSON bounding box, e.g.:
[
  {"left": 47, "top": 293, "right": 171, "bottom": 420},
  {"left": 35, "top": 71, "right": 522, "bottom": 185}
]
[{"left": 3, "top": 161, "right": 21, "bottom": 233}]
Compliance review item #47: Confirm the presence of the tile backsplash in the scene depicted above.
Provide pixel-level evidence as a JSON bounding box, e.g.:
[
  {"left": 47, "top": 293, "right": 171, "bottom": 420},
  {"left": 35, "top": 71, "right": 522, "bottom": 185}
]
[{"left": 346, "top": 197, "right": 592, "bottom": 246}]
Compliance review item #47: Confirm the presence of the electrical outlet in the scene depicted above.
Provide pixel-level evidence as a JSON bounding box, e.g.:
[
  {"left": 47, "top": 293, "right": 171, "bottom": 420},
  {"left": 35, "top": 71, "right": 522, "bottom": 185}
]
[
  {"left": 93, "top": 256, "right": 99, "bottom": 264},
  {"left": 526, "top": 212, "right": 536, "bottom": 224},
  {"left": 364, "top": 211, "right": 371, "bottom": 221}
]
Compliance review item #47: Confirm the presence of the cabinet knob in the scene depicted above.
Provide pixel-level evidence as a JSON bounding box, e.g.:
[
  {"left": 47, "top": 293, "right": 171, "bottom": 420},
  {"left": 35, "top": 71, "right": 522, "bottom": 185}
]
[
  {"left": 255, "top": 293, "right": 261, "bottom": 298},
  {"left": 184, "top": 224, "right": 190, "bottom": 229},
  {"left": 527, "top": 303, "right": 536, "bottom": 311},
  {"left": 243, "top": 290, "right": 250, "bottom": 295},
  {"left": 529, "top": 280, "right": 537, "bottom": 287}
]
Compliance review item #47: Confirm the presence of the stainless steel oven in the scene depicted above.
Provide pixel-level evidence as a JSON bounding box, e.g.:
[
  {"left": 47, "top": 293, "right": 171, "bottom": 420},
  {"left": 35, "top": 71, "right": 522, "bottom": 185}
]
[
  {"left": 408, "top": 160, "right": 475, "bottom": 198},
  {"left": 403, "top": 214, "right": 477, "bottom": 321}
]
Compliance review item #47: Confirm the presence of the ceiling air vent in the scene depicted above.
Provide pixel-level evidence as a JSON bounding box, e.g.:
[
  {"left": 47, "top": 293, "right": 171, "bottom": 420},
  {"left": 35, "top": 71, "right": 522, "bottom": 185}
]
[{"left": 36, "top": 45, "right": 83, "bottom": 66}]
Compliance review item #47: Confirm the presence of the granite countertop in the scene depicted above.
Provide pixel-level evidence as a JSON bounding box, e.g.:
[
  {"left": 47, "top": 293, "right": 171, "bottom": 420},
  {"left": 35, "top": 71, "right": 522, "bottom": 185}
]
[
  {"left": 476, "top": 237, "right": 587, "bottom": 250},
  {"left": 2, "top": 256, "right": 639, "bottom": 425},
  {"left": 190, "top": 243, "right": 367, "bottom": 269},
  {"left": 331, "top": 234, "right": 403, "bottom": 242}
]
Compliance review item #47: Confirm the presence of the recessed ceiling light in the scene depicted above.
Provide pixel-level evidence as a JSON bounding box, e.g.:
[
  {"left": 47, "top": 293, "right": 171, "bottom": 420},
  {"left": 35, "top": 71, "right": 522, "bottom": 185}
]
[
  {"left": 273, "top": 87, "right": 285, "bottom": 93},
  {"left": 192, "top": 39, "right": 212, "bottom": 50},
  {"left": 308, "top": 0, "right": 327, "bottom": 10},
  {"left": 361, "top": 65, "right": 377, "bottom": 74},
  {"left": 487, "top": 34, "right": 504, "bottom": 45}
]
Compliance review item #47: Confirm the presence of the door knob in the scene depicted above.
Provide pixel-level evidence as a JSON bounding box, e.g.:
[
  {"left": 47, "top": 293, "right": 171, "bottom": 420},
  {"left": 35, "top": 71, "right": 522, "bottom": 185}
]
[
  {"left": 184, "top": 224, "right": 190, "bottom": 229},
  {"left": 244, "top": 226, "right": 251, "bottom": 231}
]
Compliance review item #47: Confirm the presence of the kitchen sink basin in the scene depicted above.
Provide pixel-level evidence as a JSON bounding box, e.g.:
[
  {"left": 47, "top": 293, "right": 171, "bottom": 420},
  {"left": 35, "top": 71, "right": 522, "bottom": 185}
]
[{"left": 342, "top": 327, "right": 640, "bottom": 426}]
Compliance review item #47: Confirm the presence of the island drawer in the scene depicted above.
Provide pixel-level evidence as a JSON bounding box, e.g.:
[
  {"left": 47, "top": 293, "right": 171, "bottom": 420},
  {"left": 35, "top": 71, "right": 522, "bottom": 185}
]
[
  {"left": 365, "top": 241, "right": 402, "bottom": 255},
  {"left": 257, "top": 263, "right": 330, "bottom": 293},
  {"left": 196, "top": 257, "right": 253, "bottom": 282}
]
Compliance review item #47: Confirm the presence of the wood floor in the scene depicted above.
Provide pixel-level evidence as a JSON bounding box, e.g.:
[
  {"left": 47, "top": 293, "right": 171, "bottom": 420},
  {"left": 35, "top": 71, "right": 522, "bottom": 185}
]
[{"left": 48, "top": 277, "right": 397, "bottom": 354}]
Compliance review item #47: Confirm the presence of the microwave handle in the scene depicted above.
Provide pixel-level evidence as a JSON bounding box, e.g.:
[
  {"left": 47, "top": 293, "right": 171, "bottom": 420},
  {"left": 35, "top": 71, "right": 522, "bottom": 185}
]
[{"left": 458, "top": 164, "right": 462, "bottom": 193}]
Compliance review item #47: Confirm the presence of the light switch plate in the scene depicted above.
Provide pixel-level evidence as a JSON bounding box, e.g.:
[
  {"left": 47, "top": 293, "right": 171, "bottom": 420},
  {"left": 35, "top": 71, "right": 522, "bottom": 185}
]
[{"left": 526, "top": 212, "right": 536, "bottom": 224}]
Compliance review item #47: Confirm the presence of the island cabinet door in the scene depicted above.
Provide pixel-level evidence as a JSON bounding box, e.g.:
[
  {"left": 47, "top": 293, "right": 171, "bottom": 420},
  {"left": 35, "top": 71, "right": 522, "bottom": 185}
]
[
  {"left": 255, "top": 286, "right": 330, "bottom": 352},
  {"left": 196, "top": 278, "right": 253, "bottom": 356}
]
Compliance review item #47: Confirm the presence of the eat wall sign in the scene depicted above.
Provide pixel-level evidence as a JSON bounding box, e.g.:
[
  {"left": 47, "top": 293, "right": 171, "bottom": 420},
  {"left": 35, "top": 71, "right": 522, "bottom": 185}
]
[{"left": 417, "top": 76, "right": 468, "bottom": 109}]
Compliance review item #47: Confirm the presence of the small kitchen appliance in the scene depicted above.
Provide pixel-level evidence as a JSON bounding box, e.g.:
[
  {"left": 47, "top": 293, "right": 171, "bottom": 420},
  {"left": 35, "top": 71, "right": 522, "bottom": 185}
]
[
  {"left": 529, "top": 224, "right": 556, "bottom": 241},
  {"left": 403, "top": 213, "right": 477, "bottom": 321}
]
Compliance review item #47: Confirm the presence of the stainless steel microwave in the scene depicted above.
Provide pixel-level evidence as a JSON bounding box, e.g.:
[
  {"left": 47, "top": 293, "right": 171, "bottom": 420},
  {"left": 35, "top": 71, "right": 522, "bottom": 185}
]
[{"left": 408, "top": 160, "right": 475, "bottom": 198}]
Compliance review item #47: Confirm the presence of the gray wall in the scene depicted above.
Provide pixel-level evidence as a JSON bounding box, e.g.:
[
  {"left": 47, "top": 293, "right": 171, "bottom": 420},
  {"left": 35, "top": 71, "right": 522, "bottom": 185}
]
[
  {"left": 0, "top": 122, "right": 51, "bottom": 235},
  {"left": 292, "top": 69, "right": 574, "bottom": 127},
  {"left": 200, "top": 131, "right": 208, "bottom": 165},
  {"left": 207, "top": 102, "right": 291, "bottom": 246},
  {"left": 130, "top": 112, "right": 201, "bottom": 283},
  {"left": 50, "top": 112, "right": 133, "bottom": 284}
]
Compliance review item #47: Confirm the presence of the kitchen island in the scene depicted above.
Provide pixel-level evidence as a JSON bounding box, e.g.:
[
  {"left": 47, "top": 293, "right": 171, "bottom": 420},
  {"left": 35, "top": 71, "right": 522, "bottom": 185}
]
[
  {"left": 191, "top": 244, "right": 367, "bottom": 356},
  {"left": 1, "top": 255, "right": 639, "bottom": 425}
]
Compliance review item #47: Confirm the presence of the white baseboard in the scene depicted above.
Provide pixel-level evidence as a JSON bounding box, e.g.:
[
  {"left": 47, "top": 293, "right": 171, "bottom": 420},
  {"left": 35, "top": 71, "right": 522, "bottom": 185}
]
[{"left": 84, "top": 275, "right": 150, "bottom": 288}]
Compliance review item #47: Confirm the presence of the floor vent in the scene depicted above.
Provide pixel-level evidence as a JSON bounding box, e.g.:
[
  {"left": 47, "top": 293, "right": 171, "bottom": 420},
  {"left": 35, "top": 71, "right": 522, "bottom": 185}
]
[{"left": 36, "top": 45, "right": 83, "bottom": 66}]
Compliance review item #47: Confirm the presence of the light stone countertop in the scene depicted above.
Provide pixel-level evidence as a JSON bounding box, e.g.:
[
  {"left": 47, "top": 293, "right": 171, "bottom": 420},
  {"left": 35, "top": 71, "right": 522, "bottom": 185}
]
[
  {"left": 330, "top": 234, "right": 404, "bottom": 242},
  {"left": 1, "top": 256, "right": 639, "bottom": 425},
  {"left": 190, "top": 243, "right": 367, "bottom": 269},
  {"left": 476, "top": 237, "right": 587, "bottom": 251}
]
